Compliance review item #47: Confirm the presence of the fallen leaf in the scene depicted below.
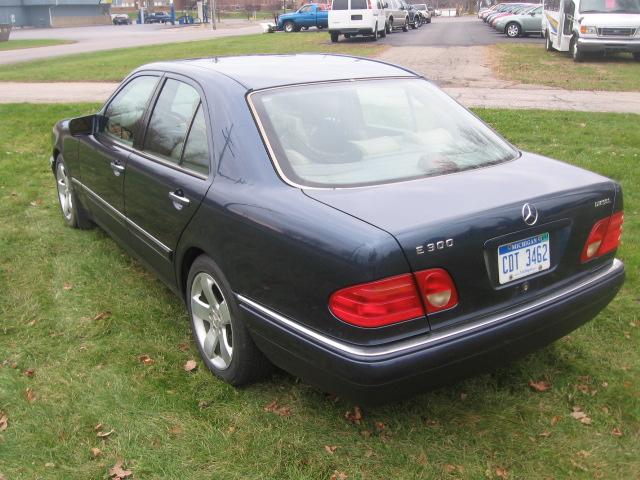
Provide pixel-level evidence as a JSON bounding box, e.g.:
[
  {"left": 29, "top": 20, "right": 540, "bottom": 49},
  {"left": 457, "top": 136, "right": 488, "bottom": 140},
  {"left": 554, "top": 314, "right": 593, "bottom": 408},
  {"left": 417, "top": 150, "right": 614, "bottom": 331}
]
[
  {"left": 460, "top": 393, "right": 468, "bottom": 400},
  {"left": 0, "top": 413, "right": 8, "bottom": 431},
  {"left": 528, "top": 380, "right": 551, "bottom": 392},
  {"left": 539, "top": 430, "right": 552, "bottom": 438},
  {"left": 184, "top": 359, "right": 198, "bottom": 372},
  {"left": 444, "top": 464, "right": 459, "bottom": 473},
  {"left": 576, "top": 450, "right": 591, "bottom": 458},
  {"left": 227, "top": 425, "right": 236, "bottom": 433},
  {"left": 94, "top": 423, "right": 103, "bottom": 431},
  {"left": 30, "top": 199, "right": 43, "bottom": 207},
  {"left": 23, "top": 368, "right": 35, "bottom": 377},
  {"left": 44, "top": 462, "right": 55, "bottom": 468},
  {"left": 97, "top": 429, "right": 114, "bottom": 438},
  {"left": 577, "top": 384, "right": 589, "bottom": 394},
  {"left": 496, "top": 466, "right": 509, "bottom": 478},
  {"left": 109, "top": 460, "right": 132, "bottom": 479},
  {"left": 324, "top": 445, "right": 338, "bottom": 454},
  {"left": 570, "top": 407, "right": 592, "bottom": 425},
  {"left": 375, "top": 421, "right": 385, "bottom": 432},
  {"left": 92, "top": 311, "right": 111, "bottom": 321},
  {"left": 197, "top": 400, "right": 210, "bottom": 409},
  {"left": 551, "top": 415, "right": 562, "bottom": 426},
  {"left": 330, "top": 470, "right": 348, "bottom": 480},
  {"left": 63, "top": 283, "right": 73, "bottom": 291},
  {"left": 601, "top": 382, "right": 609, "bottom": 388},
  {"left": 345, "top": 406, "right": 363, "bottom": 425},
  {"left": 264, "top": 400, "right": 291, "bottom": 417},
  {"left": 611, "top": 427, "right": 623, "bottom": 437},
  {"left": 169, "top": 424, "right": 183, "bottom": 435},
  {"left": 90, "top": 447, "right": 102, "bottom": 458},
  {"left": 25, "top": 388, "right": 36, "bottom": 404},
  {"left": 177, "top": 342, "right": 190, "bottom": 352},
  {"left": 138, "top": 354, "right": 155, "bottom": 366}
]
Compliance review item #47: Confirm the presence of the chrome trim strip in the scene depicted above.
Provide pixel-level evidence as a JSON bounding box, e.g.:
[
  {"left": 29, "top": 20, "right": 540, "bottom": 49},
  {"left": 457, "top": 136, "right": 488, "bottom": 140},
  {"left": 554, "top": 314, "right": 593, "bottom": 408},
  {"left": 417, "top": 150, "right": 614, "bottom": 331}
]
[
  {"left": 237, "top": 259, "right": 623, "bottom": 359},
  {"left": 71, "top": 177, "right": 172, "bottom": 255}
]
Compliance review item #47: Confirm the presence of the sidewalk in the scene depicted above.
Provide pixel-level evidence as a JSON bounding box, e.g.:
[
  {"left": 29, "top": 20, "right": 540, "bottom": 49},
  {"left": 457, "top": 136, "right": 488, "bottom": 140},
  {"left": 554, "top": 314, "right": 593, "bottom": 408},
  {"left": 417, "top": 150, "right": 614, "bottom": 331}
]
[{"left": 2, "top": 81, "right": 639, "bottom": 113}]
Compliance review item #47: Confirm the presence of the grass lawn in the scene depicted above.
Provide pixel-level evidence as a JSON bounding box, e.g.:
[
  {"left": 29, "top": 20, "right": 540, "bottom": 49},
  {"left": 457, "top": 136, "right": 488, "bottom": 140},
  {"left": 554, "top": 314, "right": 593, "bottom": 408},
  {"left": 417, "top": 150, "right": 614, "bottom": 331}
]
[
  {"left": 0, "top": 104, "right": 638, "bottom": 479},
  {"left": 490, "top": 44, "right": 640, "bottom": 91},
  {"left": 0, "top": 39, "right": 73, "bottom": 52},
  {"left": 0, "top": 33, "right": 384, "bottom": 83}
]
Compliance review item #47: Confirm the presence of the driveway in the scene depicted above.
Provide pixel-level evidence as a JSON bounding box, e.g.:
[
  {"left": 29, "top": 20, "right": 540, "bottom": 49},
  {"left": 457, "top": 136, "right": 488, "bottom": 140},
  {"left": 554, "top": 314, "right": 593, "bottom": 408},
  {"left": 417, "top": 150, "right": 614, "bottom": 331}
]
[{"left": 1, "top": 21, "right": 262, "bottom": 65}]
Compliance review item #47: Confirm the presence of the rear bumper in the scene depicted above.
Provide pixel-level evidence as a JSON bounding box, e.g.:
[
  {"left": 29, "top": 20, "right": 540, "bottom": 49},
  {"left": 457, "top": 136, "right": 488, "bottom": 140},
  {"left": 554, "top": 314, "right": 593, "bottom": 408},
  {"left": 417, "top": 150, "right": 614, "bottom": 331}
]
[
  {"left": 329, "top": 28, "right": 374, "bottom": 35},
  {"left": 577, "top": 37, "right": 640, "bottom": 53},
  {"left": 239, "top": 259, "right": 624, "bottom": 403}
]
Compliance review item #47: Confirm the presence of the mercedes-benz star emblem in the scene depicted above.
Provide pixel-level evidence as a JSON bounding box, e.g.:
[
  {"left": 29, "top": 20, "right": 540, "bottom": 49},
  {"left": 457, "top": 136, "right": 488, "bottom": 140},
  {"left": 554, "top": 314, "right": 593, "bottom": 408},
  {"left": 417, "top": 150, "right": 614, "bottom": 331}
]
[{"left": 522, "top": 203, "right": 538, "bottom": 226}]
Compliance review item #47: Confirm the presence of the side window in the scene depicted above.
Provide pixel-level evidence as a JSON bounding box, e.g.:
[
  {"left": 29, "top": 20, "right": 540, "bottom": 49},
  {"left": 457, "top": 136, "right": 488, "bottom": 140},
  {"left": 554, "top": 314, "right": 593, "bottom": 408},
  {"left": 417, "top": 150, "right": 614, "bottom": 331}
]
[
  {"left": 181, "top": 104, "right": 210, "bottom": 176},
  {"left": 351, "top": 0, "right": 368, "bottom": 8},
  {"left": 332, "top": 0, "right": 348, "bottom": 9},
  {"left": 143, "top": 78, "right": 200, "bottom": 164},
  {"left": 102, "top": 75, "right": 158, "bottom": 146},
  {"left": 299, "top": 5, "right": 312, "bottom": 12}
]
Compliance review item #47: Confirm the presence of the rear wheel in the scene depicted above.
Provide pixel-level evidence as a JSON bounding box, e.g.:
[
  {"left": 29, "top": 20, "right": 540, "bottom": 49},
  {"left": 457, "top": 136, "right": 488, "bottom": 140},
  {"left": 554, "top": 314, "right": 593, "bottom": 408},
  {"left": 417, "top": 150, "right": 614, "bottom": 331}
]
[
  {"left": 506, "top": 22, "right": 521, "bottom": 38},
  {"left": 380, "top": 23, "right": 387, "bottom": 37},
  {"left": 187, "top": 255, "right": 272, "bottom": 386},
  {"left": 402, "top": 18, "right": 409, "bottom": 31},
  {"left": 330, "top": 31, "right": 339, "bottom": 42},
  {"left": 284, "top": 21, "right": 294, "bottom": 32}
]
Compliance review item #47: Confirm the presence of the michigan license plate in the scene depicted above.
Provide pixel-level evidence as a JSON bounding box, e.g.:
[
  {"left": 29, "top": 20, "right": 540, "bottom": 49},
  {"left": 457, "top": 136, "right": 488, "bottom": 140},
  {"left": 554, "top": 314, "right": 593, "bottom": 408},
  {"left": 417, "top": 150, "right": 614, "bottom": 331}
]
[{"left": 498, "top": 232, "right": 550, "bottom": 284}]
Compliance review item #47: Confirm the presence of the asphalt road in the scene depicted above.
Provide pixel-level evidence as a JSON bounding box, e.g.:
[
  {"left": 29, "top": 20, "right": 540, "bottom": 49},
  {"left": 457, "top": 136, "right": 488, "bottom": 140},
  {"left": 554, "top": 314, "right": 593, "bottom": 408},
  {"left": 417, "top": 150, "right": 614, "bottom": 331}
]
[{"left": 383, "top": 16, "right": 543, "bottom": 47}]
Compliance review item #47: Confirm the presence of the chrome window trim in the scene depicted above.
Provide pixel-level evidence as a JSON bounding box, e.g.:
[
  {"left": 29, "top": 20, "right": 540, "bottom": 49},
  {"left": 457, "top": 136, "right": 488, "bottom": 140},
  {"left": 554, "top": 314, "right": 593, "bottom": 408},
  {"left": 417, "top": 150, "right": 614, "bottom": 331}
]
[
  {"left": 71, "top": 178, "right": 172, "bottom": 255},
  {"left": 237, "top": 258, "right": 623, "bottom": 359}
]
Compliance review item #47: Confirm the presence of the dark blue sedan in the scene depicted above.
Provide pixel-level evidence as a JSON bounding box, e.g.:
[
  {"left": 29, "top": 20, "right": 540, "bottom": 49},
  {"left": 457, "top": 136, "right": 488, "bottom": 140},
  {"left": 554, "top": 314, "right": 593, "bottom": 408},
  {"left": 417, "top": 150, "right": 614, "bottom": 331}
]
[{"left": 51, "top": 55, "right": 625, "bottom": 402}]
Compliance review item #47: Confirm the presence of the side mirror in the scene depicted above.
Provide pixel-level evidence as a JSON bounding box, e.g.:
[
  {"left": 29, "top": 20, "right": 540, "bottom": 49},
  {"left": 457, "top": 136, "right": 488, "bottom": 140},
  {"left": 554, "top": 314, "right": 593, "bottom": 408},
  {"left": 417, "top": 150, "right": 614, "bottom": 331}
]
[{"left": 69, "top": 114, "right": 103, "bottom": 136}]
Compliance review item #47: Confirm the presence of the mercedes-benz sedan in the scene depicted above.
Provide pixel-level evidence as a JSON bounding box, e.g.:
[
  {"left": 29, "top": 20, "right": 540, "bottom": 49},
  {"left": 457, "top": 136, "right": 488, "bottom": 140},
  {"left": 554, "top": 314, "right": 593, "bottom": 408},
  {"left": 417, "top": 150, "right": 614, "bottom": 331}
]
[{"left": 51, "top": 55, "right": 625, "bottom": 402}]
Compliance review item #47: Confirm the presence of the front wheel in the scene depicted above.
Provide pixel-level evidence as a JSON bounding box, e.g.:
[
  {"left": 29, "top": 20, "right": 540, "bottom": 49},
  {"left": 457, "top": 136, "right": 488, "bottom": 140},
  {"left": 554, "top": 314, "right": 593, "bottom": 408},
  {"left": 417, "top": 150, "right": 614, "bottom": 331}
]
[
  {"left": 571, "top": 37, "right": 584, "bottom": 62},
  {"left": 380, "top": 23, "right": 387, "bottom": 37},
  {"left": 545, "top": 32, "right": 554, "bottom": 51},
  {"left": 505, "top": 22, "right": 521, "bottom": 38},
  {"left": 371, "top": 23, "right": 379, "bottom": 41},
  {"left": 55, "top": 156, "right": 92, "bottom": 229},
  {"left": 330, "top": 31, "right": 339, "bottom": 42},
  {"left": 284, "top": 21, "right": 294, "bottom": 33},
  {"left": 187, "top": 255, "right": 272, "bottom": 386}
]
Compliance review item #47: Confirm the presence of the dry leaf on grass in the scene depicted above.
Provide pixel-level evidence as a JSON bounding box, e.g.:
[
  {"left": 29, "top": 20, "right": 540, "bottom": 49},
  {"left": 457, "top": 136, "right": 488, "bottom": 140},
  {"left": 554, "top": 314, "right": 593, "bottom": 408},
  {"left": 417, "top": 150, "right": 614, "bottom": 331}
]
[
  {"left": 44, "top": 462, "right": 55, "bottom": 468},
  {"left": 550, "top": 415, "right": 562, "bottom": 426},
  {"left": 25, "top": 388, "right": 36, "bottom": 404},
  {"left": 184, "top": 360, "right": 198, "bottom": 372},
  {"left": 264, "top": 400, "right": 292, "bottom": 417},
  {"left": 0, "top": 413, "right": 8, "bottom": 431},
  {"left": 496, "top": 466, "right": 509, "bottom": 478},
  {"left": 90, "top": 447, "right": 102, "bottom": 458},
  {"left": 177, "top": 343, "right": 190, "bottom": 352},
  {"left": 23, "top": 368, "right": 35, "bottom": 377},
  {"left": 169, "top": 424, "right": 183, "bottom": 435},
  {"left": 330, "top": 470, "right": 348, "bottom": 480},
  {"left": 109, "top": 460, "right": 132, "bottom": 479},
  {"left": 92, "top": 311, "right": 112, "bottom": 321},
  {"left": 528, "top": 380, "right": 551, "bottom": 392},
  {"left": 94, "top": 423, "right": 103, "bottom": 431},
  {"left": 539, "top": 430, "right": 552, "bottom": 438},
  {"left": 138, "top": 354, "right": 155, "bottom": 366},
  {"left": 30, "top": 199, "right": 43, "bottom": 207},
  {"left": 324, "top": 445, "right": 338, "bottom": 454},
  {"left": 345, "top": 406, "right": 363, "bottom": 425},
  {"left": 611, "top": 427, "right": 623, "bottom": 437},
  {"left": 570, "top": 407, "right": 592, "bottom": 425},
  {"left": 97, "top": 429, "right": 114, "bottom": 438},
  {"left": 63, "top": 283, "right": 73, "bottom": 291}
]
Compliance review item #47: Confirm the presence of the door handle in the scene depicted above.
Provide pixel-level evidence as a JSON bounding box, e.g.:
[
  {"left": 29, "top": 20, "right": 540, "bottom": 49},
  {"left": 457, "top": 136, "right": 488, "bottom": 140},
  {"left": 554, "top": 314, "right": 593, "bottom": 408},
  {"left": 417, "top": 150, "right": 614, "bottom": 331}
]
[
  {"left": 169, "top": 190, "right": 190, "bottom": 210},
  {"left": 110, "top": 161, "right": 125, "bottom": 177}
]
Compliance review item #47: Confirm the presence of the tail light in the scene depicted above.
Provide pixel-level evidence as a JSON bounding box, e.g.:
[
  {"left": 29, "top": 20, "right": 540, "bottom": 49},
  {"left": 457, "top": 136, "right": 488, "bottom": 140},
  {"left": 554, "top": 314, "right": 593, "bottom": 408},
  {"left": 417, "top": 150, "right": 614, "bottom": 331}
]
[
  {"left": 581, "top": 211, "right": 623, "bottom": 263},
  {"left": 329, "top": 268, "right": 458, "bottom": 327}
]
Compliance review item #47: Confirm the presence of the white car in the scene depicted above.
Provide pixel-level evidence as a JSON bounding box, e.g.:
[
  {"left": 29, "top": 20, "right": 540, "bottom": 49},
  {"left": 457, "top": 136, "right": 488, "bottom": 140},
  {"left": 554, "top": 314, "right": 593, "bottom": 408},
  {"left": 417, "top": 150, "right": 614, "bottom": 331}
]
[{"left": 328, "top": 0, "right": 388, "bottom": 42}]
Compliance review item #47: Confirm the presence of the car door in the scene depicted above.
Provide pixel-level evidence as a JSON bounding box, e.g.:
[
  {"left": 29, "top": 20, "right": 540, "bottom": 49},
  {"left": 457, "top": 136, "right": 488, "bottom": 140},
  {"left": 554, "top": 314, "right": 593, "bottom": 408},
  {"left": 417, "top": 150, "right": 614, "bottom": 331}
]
[
  {"left": 124, "top": 75, "right": 214, "bottom": 284},
  {"left": 298, "top": 5, "right": 314, "bottom": 27},
  {"left": 76, "top": 74, "right": 160, "bottom": 242},
  {"left": 525, "top": 6, "right": 542, "bottom": 33}
]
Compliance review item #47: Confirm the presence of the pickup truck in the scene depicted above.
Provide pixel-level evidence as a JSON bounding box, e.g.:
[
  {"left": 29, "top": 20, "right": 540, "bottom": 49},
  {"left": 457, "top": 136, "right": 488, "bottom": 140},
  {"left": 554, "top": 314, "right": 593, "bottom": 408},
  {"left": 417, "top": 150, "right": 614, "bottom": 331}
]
[
  {"left": 277, "top": 4, "right": 328, "bottom": 32},
  {"left": 145, "top": 11, "right": 172, "bottom": 23}
]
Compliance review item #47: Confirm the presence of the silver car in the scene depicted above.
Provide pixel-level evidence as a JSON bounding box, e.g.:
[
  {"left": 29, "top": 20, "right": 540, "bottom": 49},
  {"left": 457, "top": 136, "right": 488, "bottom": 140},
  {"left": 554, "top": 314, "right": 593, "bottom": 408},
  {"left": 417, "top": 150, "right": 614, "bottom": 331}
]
[
  {"left": 495, "top": 5, "right": 543, "bottom": 38},
  {"left": 385, "top": 0, "right": 409, "bottom": 32}
]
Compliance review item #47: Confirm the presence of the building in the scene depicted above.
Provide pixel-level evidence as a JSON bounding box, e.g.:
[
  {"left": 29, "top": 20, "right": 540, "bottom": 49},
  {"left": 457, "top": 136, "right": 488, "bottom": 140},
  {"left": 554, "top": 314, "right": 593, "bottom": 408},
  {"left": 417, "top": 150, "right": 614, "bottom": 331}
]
[{"left": 0, "top": 0, "right": 111, "bottom": 27}]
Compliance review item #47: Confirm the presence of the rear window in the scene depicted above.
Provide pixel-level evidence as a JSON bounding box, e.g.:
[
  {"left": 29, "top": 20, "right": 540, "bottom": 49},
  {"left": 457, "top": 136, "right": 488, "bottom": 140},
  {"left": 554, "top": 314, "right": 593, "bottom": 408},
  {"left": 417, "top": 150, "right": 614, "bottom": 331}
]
[
  {"left": 250, "top": 79, "right": 518, "bottom": 189},
  {"left": 351, "top": 0, "right": 368, "bottom": 8},
  {"left": 332, "top": 0, "right": 348, "bottom": 9}
]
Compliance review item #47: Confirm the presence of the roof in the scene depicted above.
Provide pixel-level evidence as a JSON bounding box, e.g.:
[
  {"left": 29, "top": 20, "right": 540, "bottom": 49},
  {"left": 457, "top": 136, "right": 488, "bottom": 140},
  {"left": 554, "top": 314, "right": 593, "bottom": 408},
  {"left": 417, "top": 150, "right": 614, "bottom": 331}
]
[{"left": 146, "top": 54, "right": 419, "bottom": 91}]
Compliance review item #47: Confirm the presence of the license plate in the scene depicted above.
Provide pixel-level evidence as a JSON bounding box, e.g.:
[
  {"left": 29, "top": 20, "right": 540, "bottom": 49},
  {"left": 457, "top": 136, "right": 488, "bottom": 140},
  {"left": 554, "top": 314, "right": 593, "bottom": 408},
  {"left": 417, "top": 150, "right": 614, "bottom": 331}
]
[{"left": 498, "top": 232, "right": 550, "bottom": 284}]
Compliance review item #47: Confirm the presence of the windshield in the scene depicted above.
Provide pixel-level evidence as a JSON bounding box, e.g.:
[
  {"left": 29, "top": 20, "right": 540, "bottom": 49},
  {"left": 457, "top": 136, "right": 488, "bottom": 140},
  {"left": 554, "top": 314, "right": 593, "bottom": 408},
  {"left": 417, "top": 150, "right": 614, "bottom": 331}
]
[
  {"left": 580, "top": 0, "right": 640, "bottom": 13},
  {"left": 415, "top": 4, "right": 427, "bottom": 9},
  {"left": 250, "top": 79, "right": 518, "bottom": 188}
]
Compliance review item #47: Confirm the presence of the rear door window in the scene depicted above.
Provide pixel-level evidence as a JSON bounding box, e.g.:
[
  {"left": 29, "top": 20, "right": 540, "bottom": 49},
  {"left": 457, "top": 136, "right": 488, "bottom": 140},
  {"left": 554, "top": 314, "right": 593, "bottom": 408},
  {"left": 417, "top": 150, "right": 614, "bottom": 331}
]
[
  {"left": 181, "top": 104, "right": 210, "bottom": 176},
  {"left": 332, "top": 0, "right": 348, "bottom": 9},
  {"left": 351, "top": 0, "right": 368, "bottom": 8}
]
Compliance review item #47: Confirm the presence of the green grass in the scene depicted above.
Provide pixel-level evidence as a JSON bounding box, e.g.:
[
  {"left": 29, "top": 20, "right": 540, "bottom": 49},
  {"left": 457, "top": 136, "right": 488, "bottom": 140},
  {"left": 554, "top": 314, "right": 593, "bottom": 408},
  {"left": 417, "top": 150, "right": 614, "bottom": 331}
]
[
  {"left": 0, "top": 39, "right": 73, "bottom": 52},
  {"left": 0, "top": 33, "right": 384, "bottom": 83},
  {"left": 490, "top": 44, "right": 640, "bottom": 91},
  {"left": 0, "top": 105, "right": 639, "bottom": 479}
]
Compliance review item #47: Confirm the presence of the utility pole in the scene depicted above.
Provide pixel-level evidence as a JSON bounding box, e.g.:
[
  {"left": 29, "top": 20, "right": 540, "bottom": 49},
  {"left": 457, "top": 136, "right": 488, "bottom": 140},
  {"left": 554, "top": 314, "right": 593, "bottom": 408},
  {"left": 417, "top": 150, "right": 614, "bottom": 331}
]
[{"left": 210, "top": 0, "right": 216, "bottom": 29}]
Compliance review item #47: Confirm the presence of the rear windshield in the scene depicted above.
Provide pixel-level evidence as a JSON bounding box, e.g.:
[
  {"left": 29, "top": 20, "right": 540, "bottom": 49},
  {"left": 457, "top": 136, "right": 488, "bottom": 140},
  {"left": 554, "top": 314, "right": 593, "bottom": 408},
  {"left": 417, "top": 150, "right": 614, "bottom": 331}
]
[
  {"left": 250, "top": 79, "right": 518, "bottom": 189},
  {"left": 351, "top": 0, "right": 368, "bottom": 8},
  {"left": 332, "top": 0, "right": 349, "bottom": 9}
]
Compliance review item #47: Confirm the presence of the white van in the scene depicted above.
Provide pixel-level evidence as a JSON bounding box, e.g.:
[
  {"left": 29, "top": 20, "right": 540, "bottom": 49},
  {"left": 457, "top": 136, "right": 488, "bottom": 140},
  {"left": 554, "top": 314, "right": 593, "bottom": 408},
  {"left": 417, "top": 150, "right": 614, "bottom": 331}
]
[
  {"left": 542, "top": 0, "right": 640, "bottom": 61},
  {"left": 328, "top": 0, "right": 387, "bottom": 42}
]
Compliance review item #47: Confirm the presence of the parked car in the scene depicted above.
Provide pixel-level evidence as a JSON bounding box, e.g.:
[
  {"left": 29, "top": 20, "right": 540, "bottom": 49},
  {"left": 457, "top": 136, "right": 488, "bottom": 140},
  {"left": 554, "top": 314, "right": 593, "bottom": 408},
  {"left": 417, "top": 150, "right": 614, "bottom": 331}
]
[
  {"left": 328, "top": 0, "right": 387, "bottom": 41},
  {"left": 404, "top": 1, "right": 423, "bottom": 28},
  {"left": 495, "top": 5, "right": 543, "bottom": 37},
  {"left": 145, "top": 11, "right": 171, "bottom": 23},
  {"left": 489, "top": 4, "right": 535, "bottom": 27},
  {"left": 51, "top": 54, "right": 625, "bottom": 403},
  {"left": 277, "top": 3, "right": 328, "bottom": 32},
  {"left": 111, "top": 13, "right": 132, "bottom": 25},
  {"left": 385, "top": 0, "right": 409, "bottom": 32},
  {"left": 412, "top": 3, "right": 433, "bottom": 24}
]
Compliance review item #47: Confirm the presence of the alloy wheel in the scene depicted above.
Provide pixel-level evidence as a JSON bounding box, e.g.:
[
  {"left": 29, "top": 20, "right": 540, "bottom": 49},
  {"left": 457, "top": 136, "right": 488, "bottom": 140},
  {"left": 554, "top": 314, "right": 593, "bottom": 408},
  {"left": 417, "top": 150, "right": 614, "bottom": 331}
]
[
  {"left": 506, "top": 23, "right": 520, "bottom": 38},
  {"left": 56, "top": 162, "right": 73, "bottom": 221},
  {"left": 191, "top": 272, "right": 233, "bottom": 370}
]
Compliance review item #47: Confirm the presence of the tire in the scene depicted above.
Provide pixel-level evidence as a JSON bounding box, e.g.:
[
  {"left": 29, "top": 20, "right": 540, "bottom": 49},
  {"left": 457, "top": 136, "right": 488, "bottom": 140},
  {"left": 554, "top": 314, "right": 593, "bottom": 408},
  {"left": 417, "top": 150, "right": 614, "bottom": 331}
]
[
  {"left": 545, "top": 31, "right": 554, "bottom": 51},
  {"left": 317, "top": 25, "right": 324, "bottom": 29},
  {"left": 301, "top": 26, "right": 309, "bottom": 30},
  {"left": 284, "top": 21, "right": 294, "bottom": 33},
  {"left": 427, "top": 16, "right": 431, "bottom": 23},
  {"left": 380, "top": 23, "right": 386, "bottom": 37},
  {"left": 571, "top": 37, "right": 584, "bottom": 62},
  {"left": 371, "top": 23, "right": 378, "bottom": 41},
  {"left": 505, "top": 22, "right": 521, "bottom": 38},
  {"left": 330, "top": 31, "right": 339, "bottom": 42},
  {"left": 402, "top": 18, "right": 409, "bottom": 32},
  {"left": 187, "top": 255, "right": 273, "bottom": 386},
  {"left": 386, "top": 18, "right": 393, "bottom": 33},
  {"left": 54, "top": 156, "right": 92, "bottom": 230}
]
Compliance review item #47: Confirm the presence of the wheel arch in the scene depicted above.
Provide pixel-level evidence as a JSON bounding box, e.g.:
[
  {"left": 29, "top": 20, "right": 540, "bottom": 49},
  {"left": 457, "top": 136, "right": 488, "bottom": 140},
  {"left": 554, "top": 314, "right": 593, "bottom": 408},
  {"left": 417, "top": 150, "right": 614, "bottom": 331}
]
[{"left": 178, "top": 246, "right": 207, "bottom": 300}]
